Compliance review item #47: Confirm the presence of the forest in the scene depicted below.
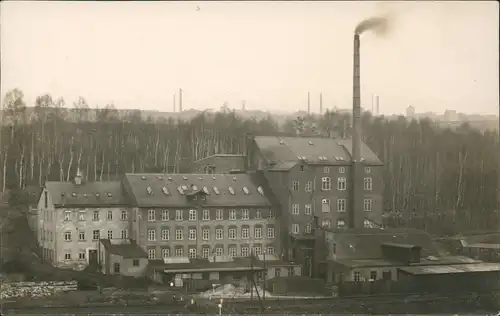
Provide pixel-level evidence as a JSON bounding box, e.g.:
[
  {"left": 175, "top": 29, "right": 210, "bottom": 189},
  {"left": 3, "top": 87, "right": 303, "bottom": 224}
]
[{"left": 1, "top": 88, "right": 499, "bottom": 234}]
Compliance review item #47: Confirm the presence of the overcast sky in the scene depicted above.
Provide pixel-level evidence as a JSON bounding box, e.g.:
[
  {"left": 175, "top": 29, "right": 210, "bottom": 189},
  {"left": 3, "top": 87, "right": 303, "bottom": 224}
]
[{"left": 1, "top": 1, "right": 498, "bottom": 115}]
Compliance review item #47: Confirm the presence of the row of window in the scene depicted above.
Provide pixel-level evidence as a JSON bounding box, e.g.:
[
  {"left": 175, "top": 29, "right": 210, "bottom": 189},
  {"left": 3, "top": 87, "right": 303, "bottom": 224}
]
[
  {"left": 63, "top": 229, "right": 128, "bottom": 242},
  {"left": 147, "top": 244, "right": 276, "bottom": 259},
  {"left": 291, "top": 218, "right": 373, "bottom": 233},
  {"left": 291, "top": 177, "right": 373, "bottom": 192},
  {"left": 317, "top": 166, "right": 372, "bottom": 174},
  {"left": 292, "top": 198, "right": 373, "bottom": 214},
  {"left": 63, "top": 209, "right": 128, "bottom": 222},
  {"left": 146, "top": 208, "right": 274, "bottom": 222},
  {"left": 147, "top": 226, "right": 276, "bottom": 241}
]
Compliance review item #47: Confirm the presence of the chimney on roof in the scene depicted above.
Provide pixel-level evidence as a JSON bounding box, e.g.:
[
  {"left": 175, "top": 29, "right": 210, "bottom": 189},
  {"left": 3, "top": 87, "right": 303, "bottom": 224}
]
[{"left": 74, "top": 168, "right": 83, "bottom": 186}]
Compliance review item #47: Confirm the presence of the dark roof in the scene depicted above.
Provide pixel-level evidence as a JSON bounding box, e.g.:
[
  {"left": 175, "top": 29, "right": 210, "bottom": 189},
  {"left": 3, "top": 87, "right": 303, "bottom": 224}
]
[
  {"left": 335, "top": 255, "right": 481, "bottom": 269},
  {"left": 193, "top": 154, "right": 245, "bottom": 164},
  {"left": 149, "top": 257, "right": 265, "bottom": 273},
  {"left": 254, "top": 136, "right": 383, "bottom": 169},
  {"left": 326, "top": 228, "right": 439, "bottom": 260},
  {"left": 381, "top": 242, "right": 422, "bottom": 249},
  {"left": 398, "top": 263, "right": 500, "bottom": 275},
  {"left": 45, "top": 181, "right": 127, "bottom": 207},
  {"left": 123, "top": 173, "right": 272, "bottom": 208},
  {"left": 100, "top": 239, "right": 147, "bottom": 258}
]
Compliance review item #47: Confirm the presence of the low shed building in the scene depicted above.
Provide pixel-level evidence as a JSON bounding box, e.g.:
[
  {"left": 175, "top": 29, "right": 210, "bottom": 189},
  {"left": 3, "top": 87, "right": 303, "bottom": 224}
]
[{"left": 99, "top": 239, "right": 148, "bottom": 277}]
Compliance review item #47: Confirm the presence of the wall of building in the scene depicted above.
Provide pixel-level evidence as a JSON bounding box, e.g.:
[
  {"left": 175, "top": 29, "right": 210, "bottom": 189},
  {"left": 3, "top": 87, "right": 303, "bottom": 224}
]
[
  {"left": 134, "top": 206, "right": 280, "bottom": 260},
  {"left": 191, "top": 155, "right": 245, "bottom": 174},
  {"left": 102, "top": 253, "right": 148, "bottom": 277},
  {"left": 37, "top": 188, "right": 57, "bottom": 263},
  {"left": 266, "top": 265, "right": 302, "bottom": 280}
]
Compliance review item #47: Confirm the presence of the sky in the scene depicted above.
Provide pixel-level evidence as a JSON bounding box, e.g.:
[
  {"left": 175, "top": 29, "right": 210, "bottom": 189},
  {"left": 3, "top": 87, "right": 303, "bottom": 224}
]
[{"left": 1, "top": 1, "right": 498, "bottom": 115}]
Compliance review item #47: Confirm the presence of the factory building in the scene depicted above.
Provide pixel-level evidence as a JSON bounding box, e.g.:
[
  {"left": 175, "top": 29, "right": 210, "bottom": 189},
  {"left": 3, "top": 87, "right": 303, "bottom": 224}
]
[{"left": 190, "top": 154, "right": 246, "bottom": 174}]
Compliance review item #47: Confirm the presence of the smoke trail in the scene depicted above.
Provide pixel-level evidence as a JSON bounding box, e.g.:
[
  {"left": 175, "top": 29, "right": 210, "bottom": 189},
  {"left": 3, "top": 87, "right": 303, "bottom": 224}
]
[{"left": 355, "top": 15, "right": 390, "bottom": 36}]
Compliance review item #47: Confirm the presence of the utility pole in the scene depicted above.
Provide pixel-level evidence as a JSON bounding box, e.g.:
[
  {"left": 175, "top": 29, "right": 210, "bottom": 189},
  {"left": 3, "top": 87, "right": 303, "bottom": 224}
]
[
  {"left": 179, "top": 88, "right": 183, "bottom": 112},
  {"left": 173, "top": 93, "right": 176, "bottom": 113},
  {"left": 319, "top": 93, "right": 323, "bottom": 115},
  {"left": 307, "top": 92, "right": 310, "bottom": 115}
]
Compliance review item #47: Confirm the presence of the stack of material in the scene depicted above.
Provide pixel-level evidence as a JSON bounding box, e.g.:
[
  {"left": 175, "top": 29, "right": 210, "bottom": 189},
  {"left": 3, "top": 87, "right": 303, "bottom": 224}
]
[
  {"left": 198, "top": 284, "right": 272, "bottom": 299},
  {"left": 0, "top": 280, "right": 78, "bottom": 299}
]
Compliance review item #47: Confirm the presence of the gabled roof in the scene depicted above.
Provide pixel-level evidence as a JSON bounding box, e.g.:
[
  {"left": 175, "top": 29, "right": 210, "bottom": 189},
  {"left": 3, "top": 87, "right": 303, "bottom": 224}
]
[
  {"left": 254, "top": 136, "right": 383, "bottom": 170},
  {"left": 123, "top": 173, "right": 272, "bottom": 208},
  {"left": 193, "top": 154, "right": 245, "bottom": 164},
  {"left": 100, "top": 239, "right": 147, "bottom": 258},
  {"left": 45, "top": 181, "right": 127, "bottom": 207},
  {"left": 326, "top": 228, "right": 438, "bottom": 260}
]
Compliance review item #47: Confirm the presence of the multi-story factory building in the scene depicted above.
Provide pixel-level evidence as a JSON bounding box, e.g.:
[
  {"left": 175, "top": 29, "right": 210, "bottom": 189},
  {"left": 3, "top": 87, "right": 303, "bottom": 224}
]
[
  {"left": 122, "top": 173, "right": 281, "bottom": 261},
  {"left": 245, "top": 135, "right": 384, "bottom": 274},
  {"left": 35, "top": 170, "right": 129, "bottom": 269}
]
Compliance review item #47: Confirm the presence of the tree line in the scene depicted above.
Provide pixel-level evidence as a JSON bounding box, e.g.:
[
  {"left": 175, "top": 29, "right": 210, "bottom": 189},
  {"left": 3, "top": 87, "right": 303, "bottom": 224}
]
[{"left": 2, "top": 88, "right": 499, "bottom": 234}]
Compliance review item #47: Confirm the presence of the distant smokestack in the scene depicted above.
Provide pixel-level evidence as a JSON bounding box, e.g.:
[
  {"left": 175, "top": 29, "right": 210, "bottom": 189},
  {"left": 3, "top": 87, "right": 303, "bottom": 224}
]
[
  {"left": 352, "top": 34, "right": 361, "bottom": 165},
  {"left": 307, "top": 92, "right": 310, "bottom": 115},
  {"left": 376, "top": 95, "right": 380, "bottom": 116},
  {"left": 242, "top": 100, "right": 246, "bottom": 111},
  {"left": 173, "top": 93, "right": 176, "bottom": 112},
  {"left": 179, "top": 88, "right": 183, "bottom": 112},
  {"left": 319, "top": 93, "right": 323, "bottom": 115}
]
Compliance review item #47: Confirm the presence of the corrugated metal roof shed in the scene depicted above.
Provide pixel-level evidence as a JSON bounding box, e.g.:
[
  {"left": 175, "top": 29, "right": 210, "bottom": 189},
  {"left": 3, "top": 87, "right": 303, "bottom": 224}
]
[{"left": 398, "top": 263, "right": 500, "bottom": 275}]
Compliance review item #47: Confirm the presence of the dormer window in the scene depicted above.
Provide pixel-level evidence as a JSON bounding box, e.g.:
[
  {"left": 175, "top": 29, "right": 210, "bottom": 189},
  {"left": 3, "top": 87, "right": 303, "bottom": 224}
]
[
  {"left": 181, "top": 185, "right": 188, "bottom": 191},
  {"left": 202, "top": 187, "right": 210, "bottom": 195},
  {"left": 157, "top": 175, "right": 163, "bottom": 180},
  {"left": 141, "top": 176, "right": 147, "bottom": 180},
  {"left": 107, "top": 193, "right": 112, "bottom": 197},
  {"left": 243, "top": 187, "right": 249, "bottom": 195},
  {"left": 71, "top": 193, "right": 77, "bottom": 197},
  {"left": 232, "top": 176, "right": 237, "bottom": 181},
  {"left": 257, "top": 186, "right": 264, "bottom": 195},
  {"left": 146, "top": 186, "right": 154, "bottom": 195},
  {"left": 228, "top": 187, "right": 235, "bottom": 195},
  {"left": 83, "top": 193, "right": 88, "bottom": 198},
  {"left": 213, "top": 187, "right": 220, "bottom": 195},
  {"left": 168, "top": 177, "right": 173, "bottom": 181},
  {"left": 177, "top": 186, "right": 184, "bottom": 195},
  {"left": 61, "top": 192, "right": 65, "bottom": 196},
  {"left": 95, "top": 193, "right": 100, "bottom": 197},
  {"left": 162, "top": 186, "right": 170, "bottom": 195},
  {"left": 192, "top": 185, "right": 199, "bottom": 191},
  {"left": 183, "top": 176, "right": 188, "bottom": 180}
]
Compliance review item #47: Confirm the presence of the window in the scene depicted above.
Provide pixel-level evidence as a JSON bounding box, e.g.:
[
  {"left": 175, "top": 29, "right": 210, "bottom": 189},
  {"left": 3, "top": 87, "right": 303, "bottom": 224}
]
[
  {"left": 189, "top": 248, "right": 197, "bottom": 258},
  {"left": 229, "top": 246, "right": 237, "bottom": 257},
  {"left": 332, "top": 243, "right": 336, "bottom": 254},
  {"left": 266, "top": 247, "right": 275, "bottom": 255},
  {"left": 255, "top": 209, "right": 262, "bottom": 219},
  {"left": 268, "top": 210, "right": 275, "bottom": 219},
  {"left": 216, "top": 209, "right": 223, "bottom": 220},
  {"left": 78, "top": 211, "right": 85, "bottom": 221},
  {"left": 292, "top": 224, "right": 299, "bottom": 234},
  {"left": 365, "top": 167, "right": 372, "bottom": 174},
  {"left": 188, "top": 210, "right": 197, "bottom": 221},
  {"left": 175, "top": 248, "right": 183, "bottom": 257},
  {"left": 107, "top": 230, "right": 113, "bottom": 240},
  {"left": 275, "top": 268, "right": 281, "bottom": 277},
  {"left": 337, "top": 199, "right": 347, "bottom": 212},
  {"left": 133, "top": 259, "right": 140, "bottom": 266},
  {"left": 254, "top": 246, "right": 262, "bottom": 255},
  {"left": 229, "top": 228, "right": 237, "bottom": 240},
  {"left": 79, "top": 231, "right": 85, "bottom": 241},
  {"left": 148, "top": 249, "right": 156, "bottom": 260},
  {"left": 121, "top": 210, "right": 127, "bottom": 221},
  {"left": 202, "top": 209, "right": 210, "bottom": 220},
  {"left": 229, "top": 210, "right": 236, "bottom": 220},
  {"left": 288, "top": 267, "right": 295, "bottom": 276},
  {"left": 300, "top": 165, "right": 304, "bottom": 172},
  {"left": 114, "top": 263, "right": 120, "bottom": 273},
  {"left": 146, "top": 209, "right": 155, "bottom": 221},
  {"left": 337, "top": 177, "right": 346, "bottom": 191},
  {"left": 364, "top": 219, "right": 372, "bottom": 228},
  {"left": 44, "top": 191, "right": 48, "bottom": 209},
  {"left": 321, "top": 177, "right": 332, "bottom": 191},
  {"left": 254, "top": 227, "right": 262, "bottom": 239},
  {"left": 161, "top": 210, "right": 169, "bottom": 221},
  {"left": 241, "top": 246, "right": 249, "bottom": 257},
  {"left": 107, "top": 210, "right": 113, "bottom": 220},
  {"left": 323, "top": 167, "right": 330, "bottom": 173},
  {"left": 305, "top": 181, "right": 313, "bottom": 192},
  {"left": 64, "top": 231, "right": 72, "bottom": 241},
  {"left": 189, "top": 228, "right": 197, "bottom": 240},
  {"left": 202, "top": 247, "right": 210, "bottom": 258},
  {"left": 92, "top": 210, "right": 99, "bottom": 221},
  {"left": 305, "top": 204, "right": 312, "bottom": 215},
  {"left": 202, "top": 228, "right": 210, "bottom": 241},
  {"left": 364, "top": 199, "right": 373, "bottom": 212},
  {"left": 337, "top": 220, "right": 346, "bottom": 228},
  {"left": 161, "top": 228, "right": 170, "bottom": 240},
  {"left": 175, "top": 228, "right": 183, "bottom": 240},
  {"left": 292, "top": 204, "right": 300, "bottom": 215},
  {"left": 92, "top": 230, "right": 100, "bottom": 241},
  {"left": 121, "top": 229, "right": 128, "bottom": 239},
  {"left": 64, "top": 253, "right": 71, "bottom": 260},
  {"left": 215, "top": 247, "right": 223, "bottom": 256},
  {"left": 241, "top": 227, "right": 249, "bottom": 239},
  {"left": 64, "top": 211, "right": 71, "bottom": 221},
  {"left": 339, "top": 167, "right": 345, "bottom": 174},
  {"left": 292, "top": 181, "right": 299, "bottom": 191},
  {"left": 267, "top": 227, "right": 275, "bottom": 239},
  {"left": 148, "top": 229, "right": 156, "bottom": 241},
  {"left": 370, "top": 271, "right": 377, "bottom": 280},
  {"left": 321, "top": 198, "right": 331, "bottom": 213},
  {"left": 305, "top": 223, "right": 312, "bottom": 233},
  {"left": 175, "top": 210, "right": 183, "bottom": 221},
  {"left": 79, "top": 252, "right": 86, "bottom": 260},
  {"left": 321, "top": 219, "right": 331, "bottom": 228},
  {"left": 241, "top": 209, "right": 249, "bottom": 220},
  {"left": 215, "top": 228, "right": 223, "bottom": 240},
  {"left": 364, "top": 177, "right": 373, "bottom": 191},
  {"left": 354, "top": 272, "right": 361, "bottom": 282}
]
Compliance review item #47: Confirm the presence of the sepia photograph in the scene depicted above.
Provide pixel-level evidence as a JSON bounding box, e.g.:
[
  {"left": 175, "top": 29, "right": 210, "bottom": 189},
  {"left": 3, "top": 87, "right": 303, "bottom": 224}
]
[{"left": 0, "top": 1, "right": 499, "bottom": 315}]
